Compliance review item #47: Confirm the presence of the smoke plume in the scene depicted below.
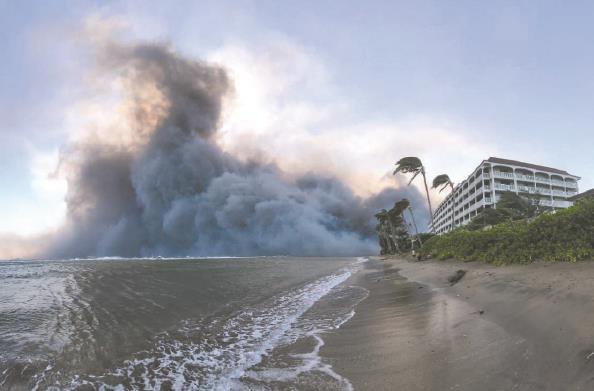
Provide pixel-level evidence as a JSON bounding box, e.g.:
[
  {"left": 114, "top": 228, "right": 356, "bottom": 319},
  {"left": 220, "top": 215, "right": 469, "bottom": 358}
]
[{"left": 42, "top": 41, "right": 427, "bottom": 258}]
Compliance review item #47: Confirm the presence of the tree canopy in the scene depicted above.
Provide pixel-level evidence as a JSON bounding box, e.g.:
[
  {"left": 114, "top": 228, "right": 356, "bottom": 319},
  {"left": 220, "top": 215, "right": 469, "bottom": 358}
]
[{"left": 466, "top": 192, "right": 538, "bottom": 231}]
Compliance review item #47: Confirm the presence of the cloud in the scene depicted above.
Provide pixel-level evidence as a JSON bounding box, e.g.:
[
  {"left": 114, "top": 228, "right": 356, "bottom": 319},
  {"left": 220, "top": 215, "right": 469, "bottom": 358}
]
[
  {"left": 0, "top": 34, "right": 426, "bottom": 260},
  {"left": 0, "top": 24, "right": 493, "bottom": 259},
  {"left": 207, "top": 37, "right": 495, "bottom": 203}
]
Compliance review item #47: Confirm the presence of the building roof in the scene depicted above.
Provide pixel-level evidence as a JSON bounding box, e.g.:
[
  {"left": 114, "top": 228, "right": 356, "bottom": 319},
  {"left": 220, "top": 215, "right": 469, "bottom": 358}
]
[
  {"left": 568, "top": 188, "right": 594, "bottom": 202},
  {"left": 486, "top": 157, "right": 577, "bottom": 176}
]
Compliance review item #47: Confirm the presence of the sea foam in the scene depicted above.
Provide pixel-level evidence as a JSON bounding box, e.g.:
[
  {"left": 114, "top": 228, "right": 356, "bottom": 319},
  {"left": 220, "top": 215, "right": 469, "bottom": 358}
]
[{"left": 62, "top": 257, "right": 369, "bottom": 390}]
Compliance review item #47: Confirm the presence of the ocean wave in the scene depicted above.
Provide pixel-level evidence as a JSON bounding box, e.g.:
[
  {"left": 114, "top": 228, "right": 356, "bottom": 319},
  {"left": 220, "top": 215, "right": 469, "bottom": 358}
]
[
  {"left": 40, "top": 257, "right": 370, "bottom": 390},
  {"left": 244, "top": 284, "right": 369, "bottom": 390},
  {"left": 21, "top": 255, "right": 291, "bottom": 263}
]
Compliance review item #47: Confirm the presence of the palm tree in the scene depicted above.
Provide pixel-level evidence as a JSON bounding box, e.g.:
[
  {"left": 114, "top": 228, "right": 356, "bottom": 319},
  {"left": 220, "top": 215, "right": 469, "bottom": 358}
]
[
  {"left": 432, "top": 174, "right": 454, "bottom": 193},
  {"left": 393, "top": 157, "right": 434, "bottom": 228},
  {"left": 374, "top": 209, "right": 394, "bottom": 254},
  {"left": 432, "top": 174, "right": 455, "bottom": 232},
  {"left": 389, "top": 206, "right": 409, "bottom": 252},
  {"left": 374, "top": 222, "right": 390, "bottom": 254},
  {"left": 394, "top": 198, "right": 422, "bottom": 246}
]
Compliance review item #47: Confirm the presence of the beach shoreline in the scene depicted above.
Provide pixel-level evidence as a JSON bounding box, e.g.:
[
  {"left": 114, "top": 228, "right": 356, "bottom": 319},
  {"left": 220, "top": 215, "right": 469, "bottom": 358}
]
[{"left": 321, "top": 256, "right": 594, "bottom": 390}]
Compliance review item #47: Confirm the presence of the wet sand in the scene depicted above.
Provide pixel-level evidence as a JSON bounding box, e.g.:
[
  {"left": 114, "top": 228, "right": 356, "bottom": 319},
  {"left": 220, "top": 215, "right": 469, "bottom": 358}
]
[{"left": 321, "top": 257, "right": 594, "bottom": 390}]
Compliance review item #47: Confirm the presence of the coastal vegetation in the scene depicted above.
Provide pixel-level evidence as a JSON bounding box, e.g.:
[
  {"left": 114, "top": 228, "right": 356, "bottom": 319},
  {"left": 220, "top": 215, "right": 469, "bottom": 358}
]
[
  {"left": 374, "top": 201, "right": 412, "bottom": 255},
  {"left": 465, "top": 192, "right": 539, "bottom": 231},
  {"left": 420, "top": 198, "right": 594, "bottom": 264}
]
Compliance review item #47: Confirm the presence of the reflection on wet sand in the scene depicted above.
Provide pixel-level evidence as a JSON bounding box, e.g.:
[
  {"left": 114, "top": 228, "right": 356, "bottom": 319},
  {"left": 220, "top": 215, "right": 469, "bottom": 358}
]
[{"left": 322, "top": 259, "right": 529, "bottom": 391}]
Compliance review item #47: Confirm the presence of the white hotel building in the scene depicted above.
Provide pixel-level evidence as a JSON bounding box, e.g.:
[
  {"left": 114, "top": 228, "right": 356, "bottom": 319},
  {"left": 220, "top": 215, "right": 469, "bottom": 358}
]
[{"left": 431, "top": 157, "right": 580, "bottom": 234}]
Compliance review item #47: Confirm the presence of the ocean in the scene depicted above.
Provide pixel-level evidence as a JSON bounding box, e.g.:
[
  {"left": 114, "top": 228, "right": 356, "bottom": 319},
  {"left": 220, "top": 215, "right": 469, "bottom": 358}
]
[{"left": 0, "top": 257, "right": 368, "bottom": 390}]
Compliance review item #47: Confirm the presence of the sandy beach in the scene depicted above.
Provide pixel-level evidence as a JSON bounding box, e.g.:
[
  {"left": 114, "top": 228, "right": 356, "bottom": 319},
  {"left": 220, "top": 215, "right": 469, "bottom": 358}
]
[{"left": 321, "top": 257, "right": 594, "bottom": 391}]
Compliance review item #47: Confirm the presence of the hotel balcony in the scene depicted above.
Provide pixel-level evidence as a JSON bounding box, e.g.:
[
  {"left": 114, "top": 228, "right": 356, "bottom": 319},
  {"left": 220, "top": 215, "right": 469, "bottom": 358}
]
[
  {"left": 516, "top": 174, "right": 535, "bottom": 181},
  {"left": 509, "top": 185, "right": 574, "bottom": 197},
  {"left": 494, "top": 183, "right": 515, "bottom": 191},
  {"left": 517, "top": 185, "right": 534, "bottom": 193},
  {"left": 493, "top": 171, "right": 514, "bottom": 179},
  {"left": 533, "top": 188, "right": 551, "bottom": 195}
]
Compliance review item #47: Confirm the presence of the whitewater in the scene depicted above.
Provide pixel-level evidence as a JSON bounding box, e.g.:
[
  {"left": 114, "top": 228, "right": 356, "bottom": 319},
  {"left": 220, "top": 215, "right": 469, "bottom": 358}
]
[{"left": 0, "top": 256, "right": 368, "bottom": 390}]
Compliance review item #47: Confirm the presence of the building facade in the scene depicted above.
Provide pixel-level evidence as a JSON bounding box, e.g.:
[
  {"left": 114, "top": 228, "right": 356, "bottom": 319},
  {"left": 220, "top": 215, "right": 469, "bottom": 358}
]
[{"left": 432, "top": 157, "right": 580, "bottom": 234}]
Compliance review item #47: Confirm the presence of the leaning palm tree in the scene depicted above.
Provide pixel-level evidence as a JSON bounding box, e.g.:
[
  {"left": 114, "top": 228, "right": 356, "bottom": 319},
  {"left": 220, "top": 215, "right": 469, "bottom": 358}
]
[
  {"left": 388, "top": 206, "right": 409, "bottom": 253},
  {"left": 432, "top": 174, "right": 455, "bottom": 232},
  {"left": 374, "top": 209, "right": 394, "bottom": 254},
  {"left": 385, "top": 208, "right": 402, "bottom": 254},
  {"left": 394, "top": 198, "right": 422, "bottom": 246},
  {"left": 393, "top": 157, "right": 434, "bottom": 228},
  {"left": 432, "top": 174, "right": 454, "bottom": 193}
]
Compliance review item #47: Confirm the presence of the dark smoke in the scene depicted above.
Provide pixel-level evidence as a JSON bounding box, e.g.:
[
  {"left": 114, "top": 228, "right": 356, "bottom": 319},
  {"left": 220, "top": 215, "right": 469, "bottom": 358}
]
[{"left": 45, "top": 41, "right": 427, "bottom": 258}]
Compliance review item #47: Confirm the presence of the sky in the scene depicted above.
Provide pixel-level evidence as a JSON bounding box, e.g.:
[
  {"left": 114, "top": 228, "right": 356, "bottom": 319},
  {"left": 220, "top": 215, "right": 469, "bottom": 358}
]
[{"left": 1, "top": 0, "right": 594, "bottom": 239}]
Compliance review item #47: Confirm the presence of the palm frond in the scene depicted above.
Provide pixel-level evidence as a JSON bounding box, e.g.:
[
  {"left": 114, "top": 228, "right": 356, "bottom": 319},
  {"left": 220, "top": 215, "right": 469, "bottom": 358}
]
[
  {"left": 393, "top": 157, "right": 423, "bottom": 176},
  {"left": 407, "top": 170, "right": 421, "bottom": 185},
  {"left": 432, "top": 174, "right": 454, "bottom": 193},
  {"left": 374, "top": 209, "right": 389, "bottom": 221},
  {"left": 393, "top": 198, "right": 410, "bottom": 214}
]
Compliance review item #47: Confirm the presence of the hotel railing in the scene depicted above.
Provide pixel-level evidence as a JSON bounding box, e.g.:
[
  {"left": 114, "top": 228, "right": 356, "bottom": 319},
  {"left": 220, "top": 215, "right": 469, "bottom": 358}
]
[
  {"left": 516, "top": 174, "right": 535, "bottom": 181},
  {"left": 516, "top": 186, "right": 557, "bottom": 195},
  {"left": 517, "top": 186, "right": 535, "bottom": 193},
  {"left": 493, "top": 171, "right": 514, "bottom": 179},
  {"left": 490, "top": 172, "right": 577, "bottom": 188},
  {"left": 494, "top": 183, "right": 515, "bottom": 191}
]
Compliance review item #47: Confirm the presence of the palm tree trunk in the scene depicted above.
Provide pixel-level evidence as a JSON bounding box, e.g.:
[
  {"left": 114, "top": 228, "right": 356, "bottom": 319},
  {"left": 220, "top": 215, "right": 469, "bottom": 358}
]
[
  {"left": 379, "top": 233, "right": 388, "bottom": 254},
  {"left": 387, "top": 221, "right": 399, "bottom": 253},
  {"left": 407, "top": 207, "right": 422, "bottom": 246},
  {"left": 388, "top": 237, "right": 396, "bottom": 254},
  {"left": 383, "top": 225, "right": 395, "bottom": 254},
  {"left": 421, "top": 169, "right": 434, "bottom": 230}
]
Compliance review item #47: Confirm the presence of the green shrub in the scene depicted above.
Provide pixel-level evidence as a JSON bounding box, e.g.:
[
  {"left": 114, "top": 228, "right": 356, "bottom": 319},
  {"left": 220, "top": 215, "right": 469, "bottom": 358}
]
[{"left": 421, "top": 198, "right": 594, "bottom": 264}]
